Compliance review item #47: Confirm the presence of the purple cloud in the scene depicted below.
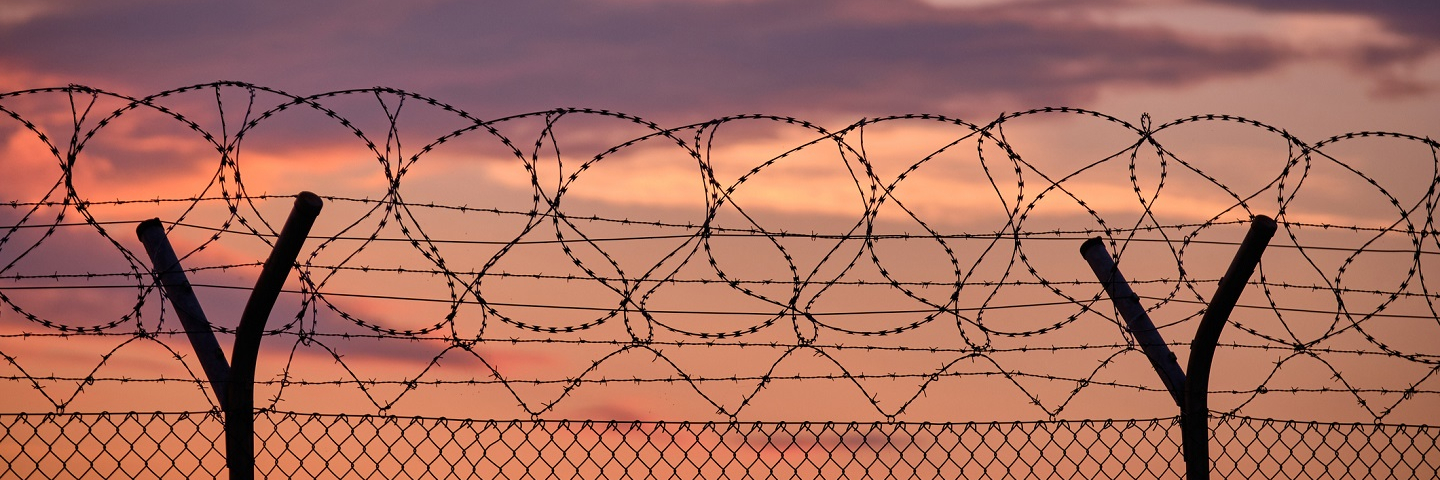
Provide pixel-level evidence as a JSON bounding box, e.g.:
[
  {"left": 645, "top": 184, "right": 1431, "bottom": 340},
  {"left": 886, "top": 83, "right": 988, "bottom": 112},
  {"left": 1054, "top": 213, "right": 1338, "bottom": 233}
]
[{"left": 4, "top": 0, "right": 1401, "bottom": 122}]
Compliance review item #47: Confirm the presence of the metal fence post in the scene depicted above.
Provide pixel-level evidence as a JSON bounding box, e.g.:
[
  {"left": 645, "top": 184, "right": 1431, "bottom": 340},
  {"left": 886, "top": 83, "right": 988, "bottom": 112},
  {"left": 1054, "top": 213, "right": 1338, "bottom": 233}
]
[
  {"left": 1080, "top": 238, "right": 1188, "bottom": 407},
  {"left": 136, "top": 192, "right": 322, "bottom": 480},
  {"left": 1183, "top": 215, "right": 1276, "bottom": 479},
  {"left": 1079, "top": 215, "right": 1277, "bottom": 479},
  {"left": 226, "top": 192, "right": 323, "bottom": 480},
  {"left": 136, "top": 220, "right": 233, "bottom": 405}
]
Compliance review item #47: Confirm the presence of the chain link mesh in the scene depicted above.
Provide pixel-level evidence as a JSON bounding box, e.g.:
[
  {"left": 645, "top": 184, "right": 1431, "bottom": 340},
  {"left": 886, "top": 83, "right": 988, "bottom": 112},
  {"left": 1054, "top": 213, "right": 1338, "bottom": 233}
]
[
  {"left": 5, "top": 412, "right": 1437, "bottom": 479},
  {"left": 250, "top": 413, "right": 1181, "bottom": 479},
  {"left": 0, "top": 412, "right": 225, "bottom": 479},
  {"left": 1211, "top": 415, "right": 1440, "bottom": 479}
]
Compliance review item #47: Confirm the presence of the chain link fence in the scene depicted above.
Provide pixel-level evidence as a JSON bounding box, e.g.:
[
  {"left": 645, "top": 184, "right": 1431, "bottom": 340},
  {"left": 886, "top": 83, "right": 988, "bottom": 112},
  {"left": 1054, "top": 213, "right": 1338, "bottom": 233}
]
[
  {"left": 0, "top": 412, "right": 224, "bottom": 479},
  {"left": 1210, "top": 416, "right": 1440, "bottom": 479},
  {"left": 253, "top": 414, "right": 1182, "bottom": 479},
  {"left": 4, "top": 412, "right": 1436, "bottom": 479}
]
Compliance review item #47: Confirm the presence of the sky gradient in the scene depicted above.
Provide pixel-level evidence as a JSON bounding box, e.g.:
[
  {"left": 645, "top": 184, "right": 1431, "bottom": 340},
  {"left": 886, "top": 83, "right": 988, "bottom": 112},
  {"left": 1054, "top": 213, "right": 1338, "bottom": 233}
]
[
  {"left": 4, "top": 0, "right": 1438, "bottom": 129},
  {"left": 2, "top": 0, "right": 1438, "bottom": 428}
]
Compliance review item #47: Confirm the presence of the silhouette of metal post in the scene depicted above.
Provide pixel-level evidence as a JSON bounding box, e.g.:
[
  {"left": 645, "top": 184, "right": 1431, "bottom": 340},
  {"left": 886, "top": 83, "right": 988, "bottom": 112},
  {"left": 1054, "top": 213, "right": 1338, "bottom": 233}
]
[
  {"left": 1080, "top": 215, "right": 1276, "bottom": 479},
  {"left": 1080, "top": 238, "right": 1188, "bottom": 407},
  {"left": 136, "top": 219, "right": 232, "bottom": 404},
  {"left": 135, "top": 192, "right": 322, "bottom": 480},
  {"left": 1183, "top": 215, "right": 1276, "bottom": 479},
  {"left": 227, "top": 192, "right": 322, "bottom": 480}
]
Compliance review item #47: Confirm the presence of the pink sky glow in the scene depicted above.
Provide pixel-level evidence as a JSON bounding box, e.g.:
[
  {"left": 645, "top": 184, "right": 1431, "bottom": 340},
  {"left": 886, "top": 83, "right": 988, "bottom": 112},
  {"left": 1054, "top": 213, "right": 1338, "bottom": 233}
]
[{"left": 2, "top": 0, "right": 1438, "bottom": 432}]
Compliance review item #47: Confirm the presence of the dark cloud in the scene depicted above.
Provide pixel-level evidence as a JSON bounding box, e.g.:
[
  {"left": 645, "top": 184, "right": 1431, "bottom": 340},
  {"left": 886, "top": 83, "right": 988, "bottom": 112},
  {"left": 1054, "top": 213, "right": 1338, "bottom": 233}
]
[
  {"left": 0, "top": 0, "right": 1427, "bottom": 122},
  {"left": 1204, "top": 0, "right": 1440, "bottom": 43},
  {"left": 1201, "top": 0, "right": 1439, "bottom": 96}
]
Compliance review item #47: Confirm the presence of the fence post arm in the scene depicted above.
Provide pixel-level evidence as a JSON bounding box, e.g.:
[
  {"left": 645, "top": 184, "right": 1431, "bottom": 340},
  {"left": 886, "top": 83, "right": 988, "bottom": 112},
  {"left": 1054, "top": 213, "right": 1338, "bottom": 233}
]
[
  {"left": 1080, "top": 238, "right": 1188, "bottom": 407},
  {"left": 225, "top": 192, "right": 323, "bottom": 480},
  {"left": 135, "top": 219, "right": 232, "bottom": 404},
  {"left": 1183, "top": 215, "right": 1277, "bottom": 480}
]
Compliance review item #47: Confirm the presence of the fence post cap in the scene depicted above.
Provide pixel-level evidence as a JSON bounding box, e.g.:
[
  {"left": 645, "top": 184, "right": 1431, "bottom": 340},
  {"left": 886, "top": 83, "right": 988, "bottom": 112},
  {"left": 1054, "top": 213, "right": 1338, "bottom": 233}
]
[
  {"left": 295, "top": 191, "right": 324, "bottom": 211},
  {"left": 136, "top": 218, "right": 164, "bottom": 236}
]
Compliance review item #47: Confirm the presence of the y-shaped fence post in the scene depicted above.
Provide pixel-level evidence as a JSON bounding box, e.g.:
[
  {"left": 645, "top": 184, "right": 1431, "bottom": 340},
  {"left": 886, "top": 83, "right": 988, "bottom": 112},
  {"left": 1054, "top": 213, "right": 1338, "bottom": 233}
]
[
  {"left": 1080, "top": 215, "right": 1275, "bottom": 479},
  {"left": 136, "top": 192, "right": 322, "bottom": 480},
  {"left": 227, "top": 192, "right": 322, "bottom": 480},
  {"left": 1183, "top": 215, "right": 1275, "bottom": 479}
]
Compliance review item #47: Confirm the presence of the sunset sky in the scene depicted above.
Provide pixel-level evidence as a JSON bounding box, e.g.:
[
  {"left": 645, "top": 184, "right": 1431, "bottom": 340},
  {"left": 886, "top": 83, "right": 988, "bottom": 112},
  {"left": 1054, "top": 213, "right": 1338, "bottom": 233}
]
[
  {"left": 4, "top": 0, "right": 1437, "bottom": 131},
  {"left": 2, "top": 0, "right": 1438, "bottom": 428}
]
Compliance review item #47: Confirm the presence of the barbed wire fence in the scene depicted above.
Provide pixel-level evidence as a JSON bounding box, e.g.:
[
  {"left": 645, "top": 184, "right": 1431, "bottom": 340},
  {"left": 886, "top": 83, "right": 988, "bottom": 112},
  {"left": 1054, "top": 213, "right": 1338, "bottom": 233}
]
[{"left": 1, "top": 82, "right": 1437, "bottom": 478}]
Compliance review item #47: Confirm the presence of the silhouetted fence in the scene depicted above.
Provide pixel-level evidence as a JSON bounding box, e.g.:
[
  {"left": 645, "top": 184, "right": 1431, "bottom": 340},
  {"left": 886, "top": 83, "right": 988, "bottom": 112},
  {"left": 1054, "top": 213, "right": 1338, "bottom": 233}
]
[
  {"left": 2, "top": 83, "right": 1438, "bottom": 478},
  {"left": 5, "top": 412, "right": 1436, "bottom": 478}
]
